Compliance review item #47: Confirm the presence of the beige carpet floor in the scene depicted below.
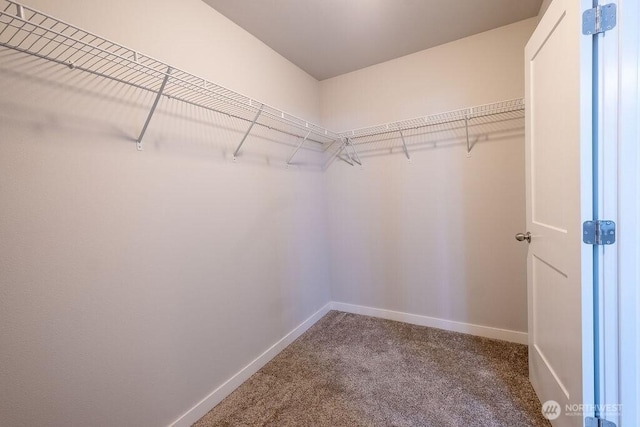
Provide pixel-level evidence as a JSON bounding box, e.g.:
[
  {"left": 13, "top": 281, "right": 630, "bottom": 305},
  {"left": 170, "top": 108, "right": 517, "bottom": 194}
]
[{"left": 194, "top": 311, "right": 551, "bottom": 427}]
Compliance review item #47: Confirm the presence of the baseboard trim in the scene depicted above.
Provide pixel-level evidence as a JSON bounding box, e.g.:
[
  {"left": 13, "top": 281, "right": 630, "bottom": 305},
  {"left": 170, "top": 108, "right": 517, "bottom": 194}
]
[
  {"left": 169, "top": 301, "right": 526, "bottom": 426},
  {"left": 169, "top": 302, "right": 332, "bottom": 427},
  {"left": 330, "top": 302, "right": 528, "bottom": 345}
]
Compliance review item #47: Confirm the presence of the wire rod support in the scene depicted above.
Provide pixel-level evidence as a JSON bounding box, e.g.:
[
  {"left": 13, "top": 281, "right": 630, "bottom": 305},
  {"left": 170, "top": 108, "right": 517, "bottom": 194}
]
[
  {"left": 287, "top": 130, "right": 311, "bottom": 165},
  {"left": 464, "top": 111, "right": 471, "bottom": 156},
  {"left": 233, "top": 106, "right": 263, "bottom": 159},
  {"left": 398, "top": 130, "right": 411, "bottom": 160},
  {"left": 322, "top": 140, "right": 348, "bottom": 170},
  {"left": 347, "top": 138, "right": 362, "bottom": 166},
  {"left": 337, "top": 139, "right": 354, "bottom": 166},
  {"left": 137, "top": 66, "right": 172, "bottom": 151}
]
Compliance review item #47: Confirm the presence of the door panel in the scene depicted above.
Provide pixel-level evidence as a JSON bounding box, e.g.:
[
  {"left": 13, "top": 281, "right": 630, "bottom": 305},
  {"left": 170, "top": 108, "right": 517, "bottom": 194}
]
[
  {"left": 525, "top": 0, "right": 593, "bottom": 425},
  {"left": 532, "top": 254, "right": 571, "bottom": 398},
  {"left": 530, "top": 15, "right": 570, "bottom": 234}
]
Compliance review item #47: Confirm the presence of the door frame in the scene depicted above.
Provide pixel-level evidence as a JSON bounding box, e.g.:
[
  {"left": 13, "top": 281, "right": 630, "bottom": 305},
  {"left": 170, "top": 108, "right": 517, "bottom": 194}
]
[
  {"left": 587, "top": 0, "right": 639, "bottom": 424},
  {"left": 597, "top": 0, "right": 620, "bottom": 423},
  {"left": 606, "top": 0, "right": 640, "bottom": 425}
]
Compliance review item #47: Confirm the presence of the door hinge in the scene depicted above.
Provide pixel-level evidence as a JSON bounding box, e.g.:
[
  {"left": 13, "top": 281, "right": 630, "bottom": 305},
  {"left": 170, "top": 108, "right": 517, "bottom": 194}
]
[
  {"left": 583, "top": 220, "right": 616, "bottom": 245},
  {"left": 585, "top": 416, "right": 616, "bottom": 427},
  {"left": 582, "top": 3, "right": 617, "bottom": 35}
]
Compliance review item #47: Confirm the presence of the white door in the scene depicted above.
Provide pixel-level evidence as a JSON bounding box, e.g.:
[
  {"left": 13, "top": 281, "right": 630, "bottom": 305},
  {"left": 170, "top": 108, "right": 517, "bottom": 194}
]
[{"left": 524, "top": 0, "right": 595, "bottom": 425}]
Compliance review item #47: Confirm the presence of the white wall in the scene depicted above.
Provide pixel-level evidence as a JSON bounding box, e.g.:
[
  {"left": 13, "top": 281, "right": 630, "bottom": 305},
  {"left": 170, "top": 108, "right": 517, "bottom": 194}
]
[
  {"left": 0, "top": 1, "right": 330, "bottom": 426},
  {"left": 539, "top": 0, "right": 554, "bottom": 19},
  {"left": 321, "top": 19, "right": 537, "bottom": 130},
  {"left": 322, "top": 19, "right": 537, "bottom": 334}
]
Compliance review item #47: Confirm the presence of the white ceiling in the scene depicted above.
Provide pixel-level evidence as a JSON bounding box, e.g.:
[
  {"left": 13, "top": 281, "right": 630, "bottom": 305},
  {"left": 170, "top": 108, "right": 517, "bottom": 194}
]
[{"left": 202, "top": 0, "right": 542, "bottom": 81}]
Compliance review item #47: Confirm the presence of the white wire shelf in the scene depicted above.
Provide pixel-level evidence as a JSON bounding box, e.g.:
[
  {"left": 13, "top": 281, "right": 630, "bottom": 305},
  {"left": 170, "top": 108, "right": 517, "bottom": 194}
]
[
  {"left": 340, "top": 98, "right": 525, "bottom": 140},
  {"left": 330, "top": 98, "right": 525, "bottom": 162},
  {"left": 0, "top": 0, "right": 525, "bottom": 166},
  {"left": 0, "top": 0, "right": 339, "bottom": 155}
]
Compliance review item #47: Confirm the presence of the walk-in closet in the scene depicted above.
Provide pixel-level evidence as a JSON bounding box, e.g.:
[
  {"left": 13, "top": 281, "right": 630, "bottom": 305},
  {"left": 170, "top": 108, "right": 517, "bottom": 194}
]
[{"left": 4, "top": 1, "right": 638, "bottom": 426}]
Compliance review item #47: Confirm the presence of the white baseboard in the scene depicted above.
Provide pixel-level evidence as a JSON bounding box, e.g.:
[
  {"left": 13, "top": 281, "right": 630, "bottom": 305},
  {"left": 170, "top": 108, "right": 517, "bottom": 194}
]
[
  {"left": 169, "top": 302, "right": 332, "bottom": 427},
  {"left": 330, "top": 302, "right": 528, "bottom": 345},
  {"left": 169, "top": 300, "right": 526, "bottom": 426}
]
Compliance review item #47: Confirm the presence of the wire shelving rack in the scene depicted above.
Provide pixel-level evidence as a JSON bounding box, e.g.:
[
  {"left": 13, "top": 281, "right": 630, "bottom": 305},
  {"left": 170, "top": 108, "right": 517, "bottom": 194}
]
[
  {"left": 0, "top": 0, "right": 526, "bottom": 167},
  {"left": 336, "top": 98, "right": 525, "bottom": 161},
  {"left": 0, "top": 0, "right": 338, "bottom": 160}
]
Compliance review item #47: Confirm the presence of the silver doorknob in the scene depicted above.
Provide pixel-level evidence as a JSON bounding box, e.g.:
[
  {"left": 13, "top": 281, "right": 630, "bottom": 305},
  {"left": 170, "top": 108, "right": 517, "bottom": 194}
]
[{"left": 515, "top": 232, "right": 531, "bottom": 243}]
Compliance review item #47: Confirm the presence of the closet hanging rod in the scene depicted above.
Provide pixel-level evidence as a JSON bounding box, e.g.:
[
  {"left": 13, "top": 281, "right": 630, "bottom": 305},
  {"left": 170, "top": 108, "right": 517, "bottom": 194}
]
[
  {"left": 340, "top": 98, "right": 525, "bottom": 141},
  {"left": 0, "top": 0, "right": 338, "bottom": 146}
]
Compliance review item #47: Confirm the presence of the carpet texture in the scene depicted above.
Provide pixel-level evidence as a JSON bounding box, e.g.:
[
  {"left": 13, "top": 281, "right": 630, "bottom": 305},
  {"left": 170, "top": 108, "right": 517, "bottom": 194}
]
[{"left": 194, "top": 311, "right": 551, "bottom": 427}]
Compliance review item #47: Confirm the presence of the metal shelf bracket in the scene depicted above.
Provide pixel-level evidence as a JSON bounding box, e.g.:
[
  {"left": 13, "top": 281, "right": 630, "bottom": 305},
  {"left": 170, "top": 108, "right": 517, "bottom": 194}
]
[
  {"left": 233, "top": 106, "right": 264, "bottom": 160},
  {"left": 287, "top": 130, "right": 311, "bottom": 165},
  {"left": 347, "top": 138, "right": 362, "bottom": 166},
  {"left": 338, "top": 139, "right": 354, "bottom": 166},
  {"left": 136, "top": 66, "right": 172, "bottom": 151},
  {"left": 321, "top": 139, "right": 346, "bottom": 170},
  {"left": 464, "top": 111, "right": 471, "bottom": 157},
  {"left": 398, "top": 130, "right": 411, "bottom": 161}
]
